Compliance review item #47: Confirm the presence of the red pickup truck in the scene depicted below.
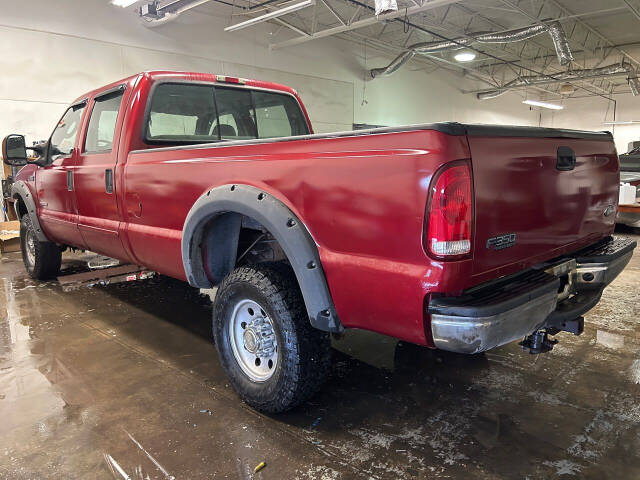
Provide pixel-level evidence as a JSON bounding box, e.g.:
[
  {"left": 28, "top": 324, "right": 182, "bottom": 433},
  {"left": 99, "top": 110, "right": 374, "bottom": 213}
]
[{"left": 3, "top": 71, "right": 635, "bottom": 412}]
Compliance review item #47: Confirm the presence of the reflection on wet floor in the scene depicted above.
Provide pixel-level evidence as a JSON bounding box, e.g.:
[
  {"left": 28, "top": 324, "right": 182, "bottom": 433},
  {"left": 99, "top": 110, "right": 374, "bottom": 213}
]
[{"left": 1, "top": 231, "right": 639, "bottom": 479}]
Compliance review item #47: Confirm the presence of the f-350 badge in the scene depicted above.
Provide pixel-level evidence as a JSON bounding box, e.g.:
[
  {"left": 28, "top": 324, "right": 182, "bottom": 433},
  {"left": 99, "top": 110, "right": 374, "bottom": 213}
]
[{"left": 486, "top": 233, "right": 517, "bottom": 250}]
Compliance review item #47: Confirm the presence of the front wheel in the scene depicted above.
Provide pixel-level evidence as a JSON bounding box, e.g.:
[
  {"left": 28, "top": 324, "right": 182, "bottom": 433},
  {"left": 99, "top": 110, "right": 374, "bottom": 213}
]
[
  {"left": 212, "top": 263, "right": 331, "bottom": 413},
  {"left": 20, "top": 216, "right": 61, "bottom": 280}
]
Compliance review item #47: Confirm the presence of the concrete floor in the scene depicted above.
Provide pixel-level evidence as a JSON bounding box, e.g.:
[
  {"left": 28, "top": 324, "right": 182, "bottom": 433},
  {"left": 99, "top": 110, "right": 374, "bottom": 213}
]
[{"left": 1, "top": 231, "right": 639, "bottom": 480}]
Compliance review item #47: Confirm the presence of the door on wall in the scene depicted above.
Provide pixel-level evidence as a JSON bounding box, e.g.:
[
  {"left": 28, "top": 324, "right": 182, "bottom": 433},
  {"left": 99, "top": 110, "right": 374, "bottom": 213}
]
[
  {"left": 74, "top": 85, "right": 131, "bottom": 262},
  {"left": 36, "top": 101, "right": 87, "bottom": 248}
]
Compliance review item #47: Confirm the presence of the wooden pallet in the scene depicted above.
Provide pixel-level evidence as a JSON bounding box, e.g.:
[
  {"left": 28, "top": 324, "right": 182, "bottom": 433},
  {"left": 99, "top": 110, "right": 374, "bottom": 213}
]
[
  {"left": 618, "top": 204, "right": 640, "bottom": 213},
  {"left": 57, "top": 264, "right": 155, "bottom": 292}
]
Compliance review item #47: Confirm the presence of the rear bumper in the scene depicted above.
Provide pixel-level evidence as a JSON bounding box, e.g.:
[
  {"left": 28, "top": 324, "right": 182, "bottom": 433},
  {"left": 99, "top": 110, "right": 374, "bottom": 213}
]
[{"left": 428, "top": 236, "right": 636, "bottom": 354}]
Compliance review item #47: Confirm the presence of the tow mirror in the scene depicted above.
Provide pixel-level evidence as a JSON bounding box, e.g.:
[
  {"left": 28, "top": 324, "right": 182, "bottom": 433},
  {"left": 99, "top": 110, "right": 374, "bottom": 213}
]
[{"left": 2, "top": 134, "right": 28, "bottom": 166}]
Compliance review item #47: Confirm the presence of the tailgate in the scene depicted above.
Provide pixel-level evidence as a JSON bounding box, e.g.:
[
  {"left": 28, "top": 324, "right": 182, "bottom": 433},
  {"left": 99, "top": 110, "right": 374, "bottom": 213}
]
[{"left": 467, "top": 126, "right": 618, "bottom": 279}]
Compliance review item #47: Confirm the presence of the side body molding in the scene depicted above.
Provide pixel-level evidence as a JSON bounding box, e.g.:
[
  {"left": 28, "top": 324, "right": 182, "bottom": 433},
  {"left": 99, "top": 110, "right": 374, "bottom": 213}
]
[
  {"left": 12, "top": 180, "right": 49, "bottom": 242},
  {"left": 182, "top": 184, "right": 343, "bottom": 333}
]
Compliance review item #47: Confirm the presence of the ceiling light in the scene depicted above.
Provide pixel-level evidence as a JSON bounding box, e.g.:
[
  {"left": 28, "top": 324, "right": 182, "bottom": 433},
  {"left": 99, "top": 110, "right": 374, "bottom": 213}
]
[
  {"left": 224, "top": 0, "right": 315, "bottom": 32},
  {"left": 523, "top": 99, "right": 564, "bottom": 110},
  {"left": 454, "top": 51, "right": 476, "bottom": 62},
  {"left": 603, "top": 120, "right": 640, "bottom": 125},
  {"left": 111, "top": 0, "right": 138, "bottom": 7}
]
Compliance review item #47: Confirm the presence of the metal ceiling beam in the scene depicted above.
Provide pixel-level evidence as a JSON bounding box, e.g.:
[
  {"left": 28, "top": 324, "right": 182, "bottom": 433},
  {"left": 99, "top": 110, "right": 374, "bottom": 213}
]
[
  {"left": 274, "top": 17, "right": 310, "bottom": 36},
  {"left": 224, "top": 0, "right": 315, "bottom": 32},
  {"left": 622, "top": 0, "right": 640, "bottom": 23},
  {"left": 475, "top": 40, "right": 640, "bottom": 69},
  {"left": 508, "top": 0, "right": 640, "bottom": 68},
  {"left": 320, "top": 0, "right": 346, "bottom": 25},
  {"left": 494, "top": 0, "right": 622, "bottom": 94},
  {"left": 468, "top": 69, "right": 634, "bottom": 95},
  {"left": 396, "top": 3, "right": 612, "bottom": 97},
  {"left": 270, "top": 0, "right": 461, "bottom": 49}
]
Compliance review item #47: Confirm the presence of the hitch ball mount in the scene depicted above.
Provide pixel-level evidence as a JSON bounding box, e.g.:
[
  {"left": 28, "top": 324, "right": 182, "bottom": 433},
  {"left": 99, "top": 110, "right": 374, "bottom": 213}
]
[{"left": 519, "top": 316, "right": 585, "bottom": 355}]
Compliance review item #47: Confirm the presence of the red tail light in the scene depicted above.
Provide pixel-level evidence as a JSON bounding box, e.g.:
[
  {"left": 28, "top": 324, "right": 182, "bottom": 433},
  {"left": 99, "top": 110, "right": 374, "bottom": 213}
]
[{"left": 424, "top": 161, "right": 473, "bottom": 259}]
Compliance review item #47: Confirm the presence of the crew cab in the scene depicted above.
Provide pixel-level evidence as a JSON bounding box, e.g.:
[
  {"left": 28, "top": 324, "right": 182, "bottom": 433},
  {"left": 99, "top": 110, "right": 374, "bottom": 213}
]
[{"left": 2, "top": 71, "right": 635, "bottom": 412}]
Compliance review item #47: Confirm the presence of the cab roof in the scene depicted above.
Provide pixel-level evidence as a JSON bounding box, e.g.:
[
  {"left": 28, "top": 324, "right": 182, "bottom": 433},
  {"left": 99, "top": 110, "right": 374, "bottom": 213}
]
[{"left": 71, "top": 70, "right": 300, "bottom": 105}]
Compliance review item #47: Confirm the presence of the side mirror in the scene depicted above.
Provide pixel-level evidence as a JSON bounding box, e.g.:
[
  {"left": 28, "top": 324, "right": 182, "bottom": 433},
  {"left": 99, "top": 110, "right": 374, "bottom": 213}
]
[
  {"left": 2, "top": 134, "right": 28, "bottom": 166},
  {"left": 28, "top": 141, "right": 52, "bottom": 167}
]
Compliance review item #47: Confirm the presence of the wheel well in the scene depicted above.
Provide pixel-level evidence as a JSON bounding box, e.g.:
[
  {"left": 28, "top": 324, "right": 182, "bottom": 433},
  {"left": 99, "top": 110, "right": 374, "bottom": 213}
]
[
  {"left": 200, "top": 213, "right": 288, "bottom": 286},
  {"left": 14, "top": 195, "right": 27, "bottom": 218},
  {"left": 182, "top": 184, "right": 342, "bottom": 333}
]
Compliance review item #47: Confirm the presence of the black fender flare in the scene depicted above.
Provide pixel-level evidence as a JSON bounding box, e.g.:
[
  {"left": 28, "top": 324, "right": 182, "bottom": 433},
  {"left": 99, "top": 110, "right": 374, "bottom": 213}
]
[
  {"left": 182, "top": 184, "right": 342, "bottom": 332},
  {"left": 11, "top": 180, "right": 49, "bottom": 242}
]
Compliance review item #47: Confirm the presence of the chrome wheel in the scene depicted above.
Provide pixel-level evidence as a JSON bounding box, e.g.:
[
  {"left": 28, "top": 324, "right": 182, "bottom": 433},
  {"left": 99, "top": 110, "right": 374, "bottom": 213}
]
[
  {"left": 25, "top": 229, "right": 36, "bottom": 267},
  {"left": 228, "top": 299, "right": 278, "bottom": 382}
]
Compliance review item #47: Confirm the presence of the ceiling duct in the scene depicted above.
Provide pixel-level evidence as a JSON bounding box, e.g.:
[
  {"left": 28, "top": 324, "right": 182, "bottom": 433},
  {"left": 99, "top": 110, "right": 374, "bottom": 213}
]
[
  {"left": 477, "top": 63, "right": 640, "bottom": 100},
  {"left": 140, "top": 0, "right": 212, "bottom": 27},
  {"left": 370, "top": 20, "right": 573, "bottom": 78},
  {"left": 374, "top": 0, "right": 397, "bottom": 16}
]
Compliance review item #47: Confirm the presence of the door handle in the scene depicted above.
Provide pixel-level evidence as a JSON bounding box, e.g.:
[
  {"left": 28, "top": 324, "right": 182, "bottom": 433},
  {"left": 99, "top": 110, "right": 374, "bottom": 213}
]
[
  {"left": 67, "top": 170, "right": 74, "bottom": 191},
  {"left": 105, "top": 169, "right": 113, "bottom": 193}
]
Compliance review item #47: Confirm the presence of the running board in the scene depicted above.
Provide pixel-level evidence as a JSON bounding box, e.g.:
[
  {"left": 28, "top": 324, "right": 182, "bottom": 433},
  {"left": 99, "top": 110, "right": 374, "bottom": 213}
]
[{"left": 57, "top": 264, "right": 155, "bottom": 292}]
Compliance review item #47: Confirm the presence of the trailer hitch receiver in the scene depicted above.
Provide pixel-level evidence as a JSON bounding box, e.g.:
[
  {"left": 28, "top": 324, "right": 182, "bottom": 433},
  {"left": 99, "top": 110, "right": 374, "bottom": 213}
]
[{"left": 519, "top": 330, "right": 558, "bottom": 354}]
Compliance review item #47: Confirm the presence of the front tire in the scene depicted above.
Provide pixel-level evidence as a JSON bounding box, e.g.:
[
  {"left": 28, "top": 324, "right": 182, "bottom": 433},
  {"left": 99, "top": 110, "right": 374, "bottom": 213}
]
[
  {"left": 20, "top": 216, "right": 61, "bottom": 280},
  {"left": 212, "top": 263, "right": 331, "bottom": 413}
]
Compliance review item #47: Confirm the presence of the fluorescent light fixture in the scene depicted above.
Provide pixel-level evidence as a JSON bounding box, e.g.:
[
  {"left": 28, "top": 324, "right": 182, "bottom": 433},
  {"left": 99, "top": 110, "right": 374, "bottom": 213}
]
[
  {"left": 603, "top": 120, "right": 640, "bottom": 125},
  {"left": 454, "top": 51, "right": 476, "bottom": 62},
  {"left": 111, "top": 0, "right": 138, "bottom": 7},
  {"left": 224, "top": 0, "right": 315, "bottom": 32},
  {"left": 523, "top": 99, "right": 564, "bottom": 110}
]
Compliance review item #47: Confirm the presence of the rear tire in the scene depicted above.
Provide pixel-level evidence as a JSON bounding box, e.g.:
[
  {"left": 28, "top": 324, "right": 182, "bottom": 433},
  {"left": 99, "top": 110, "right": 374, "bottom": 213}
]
[
  {"left": 20, "top": 216, "right": 61, "bottom": 280},
  {"left": 212, "top": 263, "right": 331, "bottom": 413}
]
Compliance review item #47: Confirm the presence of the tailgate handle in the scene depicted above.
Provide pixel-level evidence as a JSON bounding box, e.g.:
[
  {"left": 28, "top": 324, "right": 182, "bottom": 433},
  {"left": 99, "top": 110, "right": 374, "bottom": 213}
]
[{"left": 557, "top": 146, "right": 576, "bottom": 171}]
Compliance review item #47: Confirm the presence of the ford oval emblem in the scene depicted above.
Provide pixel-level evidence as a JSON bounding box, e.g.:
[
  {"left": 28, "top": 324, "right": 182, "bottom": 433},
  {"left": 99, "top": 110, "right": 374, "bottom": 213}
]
[{"left": 603, "top": 205, "right": 615, "bottom": 217}]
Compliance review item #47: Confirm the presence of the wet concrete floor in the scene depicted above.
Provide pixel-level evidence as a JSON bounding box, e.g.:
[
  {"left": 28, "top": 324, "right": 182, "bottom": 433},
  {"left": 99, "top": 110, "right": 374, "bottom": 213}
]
[{"left": 1, "top": 230, "right": 639, "bottom": 479}]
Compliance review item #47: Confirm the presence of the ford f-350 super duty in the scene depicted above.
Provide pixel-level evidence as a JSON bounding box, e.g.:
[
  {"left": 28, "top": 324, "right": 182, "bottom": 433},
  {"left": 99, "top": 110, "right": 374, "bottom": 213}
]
[{"left": 2, "top": 71, "right": 635, "bottom": 412}]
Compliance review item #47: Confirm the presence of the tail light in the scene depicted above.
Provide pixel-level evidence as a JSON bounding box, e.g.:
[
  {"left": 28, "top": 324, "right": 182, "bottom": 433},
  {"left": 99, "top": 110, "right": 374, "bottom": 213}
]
[{"left": 424, "top": 161, "right": 473, "bottom": 259}]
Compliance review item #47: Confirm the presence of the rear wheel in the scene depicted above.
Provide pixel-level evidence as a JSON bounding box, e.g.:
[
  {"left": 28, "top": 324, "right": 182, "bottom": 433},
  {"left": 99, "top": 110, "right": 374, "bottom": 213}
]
[
  {"left": 212, "top": 263, "right": 331, "bottom": 413},
  {"left": 20, "top": 216, "right": 61, "bottom": 280}
]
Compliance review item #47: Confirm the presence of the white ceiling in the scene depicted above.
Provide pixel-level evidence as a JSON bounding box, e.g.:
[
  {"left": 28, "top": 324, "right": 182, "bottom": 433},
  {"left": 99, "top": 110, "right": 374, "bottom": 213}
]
[{"left": 178, "top": 0, "right": 640, "bottom": 100}]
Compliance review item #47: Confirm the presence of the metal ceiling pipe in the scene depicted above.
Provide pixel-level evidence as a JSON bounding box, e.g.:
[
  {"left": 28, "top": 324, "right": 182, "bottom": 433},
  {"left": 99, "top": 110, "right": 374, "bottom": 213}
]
[
  {"left": 477, "top": 64, "right": 640, "bottom": 100},
  {"left": 370, "top": 20, "right": 574, "bottom": 78},
  {"left": 473, "top": 24, "right": 546, "bottom": 43},
  {"left": 412, "top": 38, "right": 472, "bottom": 54},
  {"left": 546, "top": 21, "right": 573, "bottom": 66},
  {"left": 370, "top": 51, "right": 415, "bottom": 78},
  {"left": 141, "top": 0, "right": 212, "bottom": 27}
]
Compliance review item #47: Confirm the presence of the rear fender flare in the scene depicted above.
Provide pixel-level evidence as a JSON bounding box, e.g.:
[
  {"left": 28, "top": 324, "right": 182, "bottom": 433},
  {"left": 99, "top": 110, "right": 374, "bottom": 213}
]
[
  {"left": 11, "top": 181, "right": 49, "bottom": 242},
  {"left": 182, "top": 184, "right": 342, "bottom": 332}
]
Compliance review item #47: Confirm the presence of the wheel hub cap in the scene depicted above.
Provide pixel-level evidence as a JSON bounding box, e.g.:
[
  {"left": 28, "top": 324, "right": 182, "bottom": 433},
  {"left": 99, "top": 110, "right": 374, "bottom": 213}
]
[
  {"left": 228, "top": 299, "right": 279, "bottom": 382},
  {"left": 25, "top": 231, "right": 36, "bottom": 265}
]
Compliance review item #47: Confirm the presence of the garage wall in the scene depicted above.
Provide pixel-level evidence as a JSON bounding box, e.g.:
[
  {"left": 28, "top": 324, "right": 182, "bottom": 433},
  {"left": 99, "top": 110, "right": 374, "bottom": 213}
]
[
  {"left": 536, "top": 93, "right": 640, "bottom": 154},
  {"left": 1, "top": 0, "right": 540, "bottom": 144}
]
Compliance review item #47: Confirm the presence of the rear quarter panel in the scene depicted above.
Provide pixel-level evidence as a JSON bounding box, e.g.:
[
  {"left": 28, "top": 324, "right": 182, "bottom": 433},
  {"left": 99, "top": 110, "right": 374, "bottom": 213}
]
[{"left": 123, "top": 130, "right": 471, "bottom": 345}]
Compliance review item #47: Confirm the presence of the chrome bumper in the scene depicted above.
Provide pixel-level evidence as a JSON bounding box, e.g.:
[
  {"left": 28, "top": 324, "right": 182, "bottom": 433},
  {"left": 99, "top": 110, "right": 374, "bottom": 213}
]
[{"left": 429, "top": 236, "right": 636, "bottom": 354}]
